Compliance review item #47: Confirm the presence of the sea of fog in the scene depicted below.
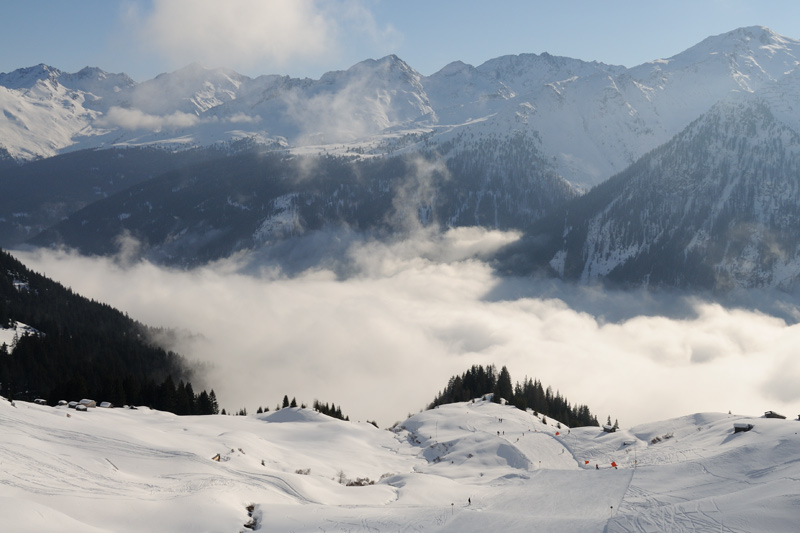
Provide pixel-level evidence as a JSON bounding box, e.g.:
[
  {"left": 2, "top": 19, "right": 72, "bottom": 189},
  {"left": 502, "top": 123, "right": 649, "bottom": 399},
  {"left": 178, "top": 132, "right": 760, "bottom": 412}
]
[{"left": 13, "top": 226, "right": 800, "bottom": 428}]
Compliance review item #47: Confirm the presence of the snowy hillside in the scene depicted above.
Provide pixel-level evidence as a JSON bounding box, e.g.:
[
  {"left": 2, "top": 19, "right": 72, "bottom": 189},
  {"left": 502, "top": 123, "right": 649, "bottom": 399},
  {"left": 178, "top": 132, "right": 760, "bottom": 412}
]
[
  {"left": 499, "top": 90, "right": 800, "bottom": 290},
  {"left": 2, "top": 26, "right": 800, "bottom": 189},
  {"left": 3, "top": 395, "right": 799, "bottom": 532}
]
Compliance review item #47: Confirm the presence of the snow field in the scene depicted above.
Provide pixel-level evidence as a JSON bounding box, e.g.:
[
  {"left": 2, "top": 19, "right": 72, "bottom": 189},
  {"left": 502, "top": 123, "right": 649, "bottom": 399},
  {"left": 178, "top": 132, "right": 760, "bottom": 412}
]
[{"left": 2, "top": 396, "right": 800, "bottom": 531}]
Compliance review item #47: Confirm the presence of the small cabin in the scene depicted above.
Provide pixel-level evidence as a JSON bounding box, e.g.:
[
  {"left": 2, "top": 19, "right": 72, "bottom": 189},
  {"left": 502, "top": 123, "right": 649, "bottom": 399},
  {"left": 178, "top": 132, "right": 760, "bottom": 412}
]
[
  {"left": 33, "top": 398, "right": 46, "bottom": 405},
  {"left": 79, "top": 399, "right": 97, "bottom": 408},
  {"left": 602, "top": 424, "right": 616, "bottom": 433},
  {"left": 764, "top": 411, "right": 786, "bottom": 419},
  {"left": 99, "top": 402, "right": 113, "bottom": 408},
  {"left": 733, "top": 423, "right": 754, "bottom": 433},
  {"left": 75, "top": 404, "right": 88, "bottom": 412}
]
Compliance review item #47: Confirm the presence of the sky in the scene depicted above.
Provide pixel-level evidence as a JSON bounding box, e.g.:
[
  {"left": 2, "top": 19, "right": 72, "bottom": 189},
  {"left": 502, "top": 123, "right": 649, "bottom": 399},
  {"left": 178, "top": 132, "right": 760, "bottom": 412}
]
[{"left": 2, "top": 1, "right": 800, "bottom": 82}]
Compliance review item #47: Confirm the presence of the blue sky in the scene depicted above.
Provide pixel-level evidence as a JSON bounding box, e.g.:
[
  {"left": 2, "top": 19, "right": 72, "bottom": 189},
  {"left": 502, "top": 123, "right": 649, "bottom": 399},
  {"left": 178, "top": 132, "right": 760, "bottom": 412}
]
[{"left": 2, "top": 1, "right": 800, "bottom": 82}]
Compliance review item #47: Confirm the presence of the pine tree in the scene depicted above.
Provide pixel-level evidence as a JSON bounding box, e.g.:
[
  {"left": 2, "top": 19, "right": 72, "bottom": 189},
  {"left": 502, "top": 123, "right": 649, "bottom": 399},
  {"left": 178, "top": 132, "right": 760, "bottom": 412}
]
[
  {"left": 290, "top": 397, "right": 297, "bottom": 408},
  {"left": 209, "top": 390, "right": 219, "bottom": 414},
  {"left": 157, "top": 375, "right": 176, "bottom": 412},
  {"left": 282, "top": 395, "right": 290, "bottom": 408},
  {"left": 197, "top": 390, "right": 212, "bottom": 415},
  {"left": 175, "top": 380, "right": 191, "bottom": 415},
  {"left": 184, "top": 382, "right": 195, "bottom": 415},
  {"left": 493, "top": 366, "right": 513, "bottom": 403}
]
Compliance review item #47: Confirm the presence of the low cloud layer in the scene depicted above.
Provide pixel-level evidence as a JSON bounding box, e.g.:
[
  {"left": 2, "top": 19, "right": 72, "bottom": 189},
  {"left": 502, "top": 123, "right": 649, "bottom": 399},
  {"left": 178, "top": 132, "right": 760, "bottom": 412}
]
[
  {"left": 97, "top": 106, "right": 200, "bottom": 131},
  {"left": 97, "top": 106, "right": 263, "bottom": 132},
  {"left": 14, "top": 228, "right": 800, "bottom": 428}
]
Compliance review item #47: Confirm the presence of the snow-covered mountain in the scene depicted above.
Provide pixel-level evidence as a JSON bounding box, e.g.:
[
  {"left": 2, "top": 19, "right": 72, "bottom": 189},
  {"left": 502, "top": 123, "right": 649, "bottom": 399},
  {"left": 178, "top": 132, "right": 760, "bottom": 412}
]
[
  {"left": 27, "top": 144, "right": 576, "bottom": 266},
  {"left": 3, "top": 396, "right": 799, "bottom": 532},
  {"left": 498, "top": 90, "right": 800, "bottom": 290},
  {"left": 2, "top": 26, "right": 798, "bottom": 189},
  {"left": 5, "top": 26, "right": 800, "bottom": 289}
]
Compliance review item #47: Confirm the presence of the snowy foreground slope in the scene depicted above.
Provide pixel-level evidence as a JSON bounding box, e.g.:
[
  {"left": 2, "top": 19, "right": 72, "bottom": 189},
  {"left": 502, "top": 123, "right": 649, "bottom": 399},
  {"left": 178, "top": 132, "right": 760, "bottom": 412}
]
[{"left": 2, "top": 397, "right": 799, "bottom": 532}]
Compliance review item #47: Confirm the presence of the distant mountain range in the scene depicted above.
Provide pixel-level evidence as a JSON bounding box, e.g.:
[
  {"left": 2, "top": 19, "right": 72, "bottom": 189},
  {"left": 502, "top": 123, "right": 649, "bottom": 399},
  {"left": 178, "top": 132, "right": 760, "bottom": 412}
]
[
  {"left": 3, "top": 26, "right": 800, "bottom": 290},
  {"left": 3, "top": 26, "right": 798, "bottom": 189}
]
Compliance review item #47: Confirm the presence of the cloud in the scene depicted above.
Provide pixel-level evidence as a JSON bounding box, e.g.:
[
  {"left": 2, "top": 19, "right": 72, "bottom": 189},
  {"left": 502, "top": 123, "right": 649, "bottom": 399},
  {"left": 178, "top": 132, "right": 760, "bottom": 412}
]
[
  {"left": 97, "top": 106, "right": 201, "bottom": 131},
  {"left": 97, "top": 106, "right": 262, "bottom": 132},
  {"left": 126, "top": 0, "right": 400, "bottom": 75},
  {"left": 12, "top": 229, "right": 800, "bottom": 428},
  {"left": 225, "top": 112, "right": 261, "bottom": 124}
]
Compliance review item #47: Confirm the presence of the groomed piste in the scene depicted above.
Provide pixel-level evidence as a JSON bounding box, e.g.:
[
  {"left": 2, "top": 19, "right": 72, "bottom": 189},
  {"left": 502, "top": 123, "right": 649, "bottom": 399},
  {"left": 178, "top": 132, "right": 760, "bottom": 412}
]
[{"left": 2, "top": 395, "right": 799, "bottom": 532}]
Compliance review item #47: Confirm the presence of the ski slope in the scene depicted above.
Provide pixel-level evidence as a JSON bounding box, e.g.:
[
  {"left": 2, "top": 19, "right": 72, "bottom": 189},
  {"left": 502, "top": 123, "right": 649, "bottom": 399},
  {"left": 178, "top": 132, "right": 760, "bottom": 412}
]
[{"left": 1, "top": 396, "right": 798, "bottom": 532}]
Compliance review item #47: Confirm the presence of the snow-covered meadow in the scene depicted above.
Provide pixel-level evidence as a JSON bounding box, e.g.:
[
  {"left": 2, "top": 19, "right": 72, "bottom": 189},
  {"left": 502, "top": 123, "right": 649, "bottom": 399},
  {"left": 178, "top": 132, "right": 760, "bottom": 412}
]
[{"left": 3, "top": 396, "right": 799, "bottom": 532}]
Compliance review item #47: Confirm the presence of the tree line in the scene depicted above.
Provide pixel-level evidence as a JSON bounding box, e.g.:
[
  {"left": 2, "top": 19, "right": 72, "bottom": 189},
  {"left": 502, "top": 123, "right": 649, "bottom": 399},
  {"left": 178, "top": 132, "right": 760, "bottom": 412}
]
[
  {"left": 250, "top": 395, "right": 350, "bottom": 422},
  {"left": 429, "top": 364, "right": 600, "bottom": 428}
]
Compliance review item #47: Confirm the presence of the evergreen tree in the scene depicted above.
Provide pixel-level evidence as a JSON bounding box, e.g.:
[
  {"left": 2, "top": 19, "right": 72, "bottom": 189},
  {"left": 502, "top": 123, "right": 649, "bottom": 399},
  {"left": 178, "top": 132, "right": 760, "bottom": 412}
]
[
  {"left": 428, "top": 364, "right": 600, "bottom": 428},
  {"left": 197, "top": 390, "right": 212, "bottom": 415},
  {"left": 312, "top": 399, "right": 349, "bottom": 421},
  {"left": 209, "top": 390, "right": 219, "bottom": 414},
  {"left": 184, "top": 382, "right": 195, "bottom": 415},
  {"left": 175, "top": 380, "right": 191, "bottom": 415},
  {"left": 493, "top": 366, "right": 513, "bottom": 403},
  {"left": 157, "top": 375, "right": 177, "bottom": 412},
  {"left": 0, "top": 248, "right": 219, "bottom": 413},
  {"left": 282, "top": 395, "right": 290, "bottom": 408}
]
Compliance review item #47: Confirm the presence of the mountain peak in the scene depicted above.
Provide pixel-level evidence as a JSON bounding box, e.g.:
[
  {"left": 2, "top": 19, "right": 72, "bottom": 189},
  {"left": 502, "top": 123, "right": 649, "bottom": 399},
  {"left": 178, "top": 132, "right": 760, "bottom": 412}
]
[
  {"left": 60, "top": 67, "right": 137, "bottom": 93},
  {"left": 73, "top": 66, "right": 108, "bottom": 79},
  {"left": 347, "top": 54, "right": 417, "bottom": 75},
  {"left": 0, "top": 63, "right": 61, "bottom": 90},
  {"left": 435, "top": 60, "right": 472, "bottom": 74},
  {"left": 728, "top": 25, "right": 785, "bottom": 42},
  {"left": 316, "top": 54, "right": 421, "bottom": 89},
  {"left": 677, "top": 25, "right": 799, "bottom": 59}
]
